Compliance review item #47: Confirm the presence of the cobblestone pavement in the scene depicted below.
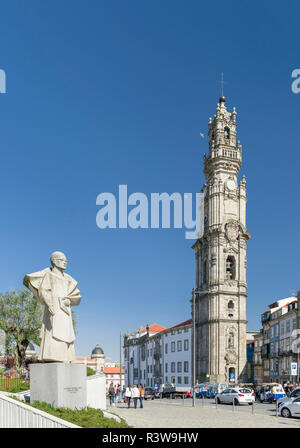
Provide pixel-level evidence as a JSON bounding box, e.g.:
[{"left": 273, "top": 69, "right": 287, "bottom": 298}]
[{"left": 109, "top": 399, "right": 300, "bottom": 428}]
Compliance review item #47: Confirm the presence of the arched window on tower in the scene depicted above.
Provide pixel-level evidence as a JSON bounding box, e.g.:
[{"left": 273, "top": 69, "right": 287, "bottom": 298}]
[
  {"left": 228, "top": 300, "right": 234, "bottom": 309},
  {"left": 224, "top": 127, "right": 230, "bottom": 139},
  {"left": 228, "top": 300, "right": 234, "bottom": 318},
  {"left": 226, "top": 256, "right": 235, "bottom": 280}
]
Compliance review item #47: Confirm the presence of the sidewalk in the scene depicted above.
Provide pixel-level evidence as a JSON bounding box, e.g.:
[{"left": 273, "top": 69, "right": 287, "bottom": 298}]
[{"left": 111, "top": 402, "right": 300, "bottom": 428}]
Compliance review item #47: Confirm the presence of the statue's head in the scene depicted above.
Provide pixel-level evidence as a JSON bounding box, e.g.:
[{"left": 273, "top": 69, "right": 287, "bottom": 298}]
[{"left": 50, "top": 251, "right": 68, "bottom": 271}]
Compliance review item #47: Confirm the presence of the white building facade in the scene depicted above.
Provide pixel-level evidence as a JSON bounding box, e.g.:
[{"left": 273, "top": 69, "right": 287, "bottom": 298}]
[
  {"left": 260, "top": 296, "right": 299, "bottom": 383},
  {"left": 124, "top": 320, "right": 192, "bottom": 388},
  {"left": 104, "top": 367, "right": 125, "bottom": 390}
]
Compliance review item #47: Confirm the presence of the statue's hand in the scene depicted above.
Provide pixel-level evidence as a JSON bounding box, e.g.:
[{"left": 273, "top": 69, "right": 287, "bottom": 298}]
[
  {"left": 63, "top": 298, "right": 70, "bottom": 307},
  {"left": 48, "top": 305, "right": 55, "bottom": 315}
]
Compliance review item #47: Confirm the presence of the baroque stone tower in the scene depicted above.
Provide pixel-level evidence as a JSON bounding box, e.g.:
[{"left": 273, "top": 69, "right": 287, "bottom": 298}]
[{"left": 193, "top": 96, "right": 250, "bottom": 384}]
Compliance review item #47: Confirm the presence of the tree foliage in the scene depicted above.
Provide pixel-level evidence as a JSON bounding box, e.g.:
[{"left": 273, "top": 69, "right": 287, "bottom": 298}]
[
  {"left": 0, "top": 289, "right": 43, "bottom": 367},
  {"left": 87, "top": 366, "right": 96, "bottom": 376}
]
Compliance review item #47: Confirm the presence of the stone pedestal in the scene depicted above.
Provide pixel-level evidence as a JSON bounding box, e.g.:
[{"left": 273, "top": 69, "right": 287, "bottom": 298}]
[
  {"left": 86, "top": 373, "right": 106, "bottom": 409},
  {"left": 30, "top": 363, "right": 86, "bottom": 410}
]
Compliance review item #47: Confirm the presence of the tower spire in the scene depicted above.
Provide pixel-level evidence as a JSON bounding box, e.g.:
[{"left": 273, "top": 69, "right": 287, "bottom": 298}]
[
  {"left": 193, "top": 95, "right": 249, "bottom": 384},
  {"left": 218, "top": 72, "right": 226, "bottom": 104}
]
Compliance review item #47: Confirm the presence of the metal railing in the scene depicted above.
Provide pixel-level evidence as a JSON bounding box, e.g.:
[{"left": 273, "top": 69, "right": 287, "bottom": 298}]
[
  {"left": 0, "top": 369, "right": 28, "bottom": 391},
  {"left": 0, "top": 393, "right": 80, "bottom": 428}
]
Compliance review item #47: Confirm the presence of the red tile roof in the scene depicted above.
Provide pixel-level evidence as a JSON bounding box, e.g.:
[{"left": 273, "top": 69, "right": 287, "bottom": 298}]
[
  {"left": 104, "top": 367, "right": 125, "bottom": 374},
  {"left": 170, "top": 319, "right": 192, "bottom": 329},
  {"left": 134, "top": 324, "right": 166, "bottom": 334},
  {"left": 76, "top": 357, "right": 92, "bottom": 361}
]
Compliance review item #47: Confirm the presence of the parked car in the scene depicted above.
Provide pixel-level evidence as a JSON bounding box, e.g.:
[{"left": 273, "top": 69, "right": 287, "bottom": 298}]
[
  {"left": 258, "top": 383, "right": 286, "bottom": 403},
  {"left": 279, "top": 396, "right": 300, "bottom": 418},
  {"left": 194, "top": 383, "right": 210, "bottom": 398},
  {"left": 215, "top": 387, "right": 255, "bottom": 405},
  {"left": 278, "top": 387, "right": 300, "bottom": 405},
  {"left": 206, "top": 383, "right": 227, "bottom": 399}
]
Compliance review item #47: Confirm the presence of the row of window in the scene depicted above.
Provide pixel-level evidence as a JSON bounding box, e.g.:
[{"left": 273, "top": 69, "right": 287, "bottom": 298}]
[
  {"left": 166, "top": 361, "right": 189, "bottom": 373},
  {"left": 145, "top": 339, "right": 190, "bottom": 357},
  {"left": 144, "top": 376, "right": 189, "bottom": 387},
  {"left": 166, "top": 339, "right": 189, "bottom": 353},
  {"left": 144, "top": 361, "right": 190, "bottom": 374},
  {"left": 265, "top": 337, "right": 296, "bottom": 357},
  {"left": 125, "top": 331, "right": 191, "bottom": 361},
  {"left": 170, "top": 328, "right": 189, "bottom": 335},
  {"left": 266, "top": 319, "right": 297, "bottom": 339},
  {"left": 165, "top": 376, "right": 189, "bottom": 385},
  {"left": 280, "top": 319, "right": 296, "bottom": 335},
  {"left": 271, "top": 303, "right": 298, "bottom": 320}
]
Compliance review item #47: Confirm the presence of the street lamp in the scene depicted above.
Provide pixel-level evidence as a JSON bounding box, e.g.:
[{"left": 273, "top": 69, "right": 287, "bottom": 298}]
[
  {"left": 192, "top": 288, "right": 196, "bottom": 408},
  {"left": 120, "top": 332, "right": 122, "bottom": 391}
]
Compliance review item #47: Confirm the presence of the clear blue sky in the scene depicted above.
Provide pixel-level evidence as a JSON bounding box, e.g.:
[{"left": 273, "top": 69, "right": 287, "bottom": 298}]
[{"left": 0, "top": 1, "right": 299, "bottom": 361}]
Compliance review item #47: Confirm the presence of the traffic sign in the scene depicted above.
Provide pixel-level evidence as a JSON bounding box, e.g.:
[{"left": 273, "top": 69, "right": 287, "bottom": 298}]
[{"left": 291, "top": 362, "right": 297, "bottom": 376}]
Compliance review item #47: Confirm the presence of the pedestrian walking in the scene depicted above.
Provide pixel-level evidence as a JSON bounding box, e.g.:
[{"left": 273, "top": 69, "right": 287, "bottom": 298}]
[
  {"left": 132, "top": 384, "right": 140, "bottom": 409},
  {"left": 125, "top": 384, "right": 132, "bottom": 408},
  {"left": 122, "top": 385, "right": 126, "bottom": 402},
  {"left": 139, "top": 383, "right": 145, "bottom": 408},
  {"left": 108, "top": 382, "right": 115, "bottom": 406},
  {"left": 116, "top": 384, "right": 121, "bottom": 403}
]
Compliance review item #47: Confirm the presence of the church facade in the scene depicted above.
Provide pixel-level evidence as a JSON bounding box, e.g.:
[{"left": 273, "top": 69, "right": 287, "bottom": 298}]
[{"left": 193, "top": 96, "right": 250, "bottom": 384}]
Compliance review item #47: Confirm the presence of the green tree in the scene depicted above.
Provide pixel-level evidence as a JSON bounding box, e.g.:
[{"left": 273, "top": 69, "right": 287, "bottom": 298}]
[
  {"left": 4, "top": 332, "right": 15, "bottom": 357},
  {"left": 0, "top": 289, "right": 43, "bottom": 367}
]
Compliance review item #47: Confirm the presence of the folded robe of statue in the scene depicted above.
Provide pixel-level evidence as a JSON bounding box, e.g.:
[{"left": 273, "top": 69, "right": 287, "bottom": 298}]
[{"left": 23, "top": 268, "right": 81, "bottom": 362}]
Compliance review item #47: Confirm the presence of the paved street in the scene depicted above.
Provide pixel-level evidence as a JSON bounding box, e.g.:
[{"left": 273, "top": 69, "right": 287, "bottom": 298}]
[{"left": 109, "top": 398, "right": 300, "bottom": 428}]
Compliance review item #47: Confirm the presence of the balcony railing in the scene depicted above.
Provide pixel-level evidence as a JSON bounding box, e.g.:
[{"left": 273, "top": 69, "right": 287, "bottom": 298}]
[{"left": 278, "top": 348, "right": 294, "bottom": 356}]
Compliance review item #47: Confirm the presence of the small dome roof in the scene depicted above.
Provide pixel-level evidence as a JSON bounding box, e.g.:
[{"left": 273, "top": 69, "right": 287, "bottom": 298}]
[
  {"left": 91, "top": 344, "right": 104, "bottom": 355},
  {"left": 26, "top": 342, "right": 35, "bottom": 351}
]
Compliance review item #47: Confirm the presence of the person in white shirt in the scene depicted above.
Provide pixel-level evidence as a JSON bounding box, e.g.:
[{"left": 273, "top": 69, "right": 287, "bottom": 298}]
[
  {"left": 131, "top": 384, "right": 140, "bottom": 409},
  {"left": 125, "top": 384, "right": 132, "bottom": 408}
]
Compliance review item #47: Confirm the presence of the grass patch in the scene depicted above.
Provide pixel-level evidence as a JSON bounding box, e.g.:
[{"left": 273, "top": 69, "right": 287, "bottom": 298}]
[
  {"left": 0, "top": 378, "right": 30, "bottom": 393},
  {"left": 29, "top": 401, "right": 131, "bottom": 428}
]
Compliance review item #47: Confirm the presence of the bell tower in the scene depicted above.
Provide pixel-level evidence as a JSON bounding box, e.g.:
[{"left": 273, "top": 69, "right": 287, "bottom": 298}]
[{"left": 193, "top": 96, "right": 250, "bottom": 384}]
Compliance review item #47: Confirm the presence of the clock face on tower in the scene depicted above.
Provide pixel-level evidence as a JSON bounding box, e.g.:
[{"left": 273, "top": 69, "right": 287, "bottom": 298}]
[{"left": 226, "top": 179, "right": 236, "bottom": 191}]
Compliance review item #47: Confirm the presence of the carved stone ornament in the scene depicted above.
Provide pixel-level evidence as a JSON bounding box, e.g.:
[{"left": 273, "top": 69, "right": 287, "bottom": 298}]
[
  {"left": 225, "top": 221, "right": 239, "bottom": 242},
  {"left": 225, "top": 350, "right": 237, "bottom": 365},
  {"left": 239, "top": 237, "right": 247, "bottom": 249},
  {"left": 211, "top": 252, "right": 217, "bottom": 265}
]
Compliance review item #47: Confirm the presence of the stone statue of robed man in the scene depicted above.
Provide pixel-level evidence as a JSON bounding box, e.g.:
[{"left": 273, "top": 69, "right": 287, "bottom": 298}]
[{"left": 23, "top": 251, "right": 81, "bottom": 362}]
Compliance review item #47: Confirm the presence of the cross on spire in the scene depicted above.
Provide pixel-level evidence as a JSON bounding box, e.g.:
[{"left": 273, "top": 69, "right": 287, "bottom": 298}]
[{"left": 218, "top": 72, "right": 226, "bottom": 97}]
